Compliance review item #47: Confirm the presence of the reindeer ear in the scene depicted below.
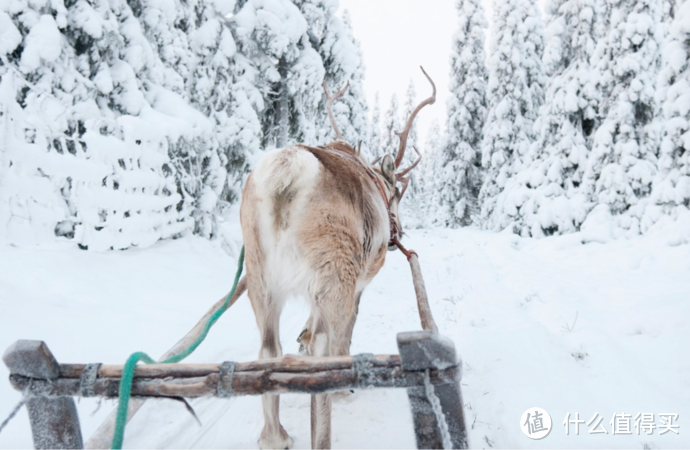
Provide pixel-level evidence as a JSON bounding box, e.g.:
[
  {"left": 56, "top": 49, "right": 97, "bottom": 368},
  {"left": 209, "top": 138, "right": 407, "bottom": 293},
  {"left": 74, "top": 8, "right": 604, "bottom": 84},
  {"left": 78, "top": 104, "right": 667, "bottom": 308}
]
[{"left": 380, "top": 154, "right": 396, "bottom": 186}]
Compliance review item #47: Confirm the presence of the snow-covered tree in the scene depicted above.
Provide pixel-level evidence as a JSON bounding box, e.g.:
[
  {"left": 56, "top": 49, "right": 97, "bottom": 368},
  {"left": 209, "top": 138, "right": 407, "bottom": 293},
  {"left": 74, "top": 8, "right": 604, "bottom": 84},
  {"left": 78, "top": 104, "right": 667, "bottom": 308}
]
[
  {"left": 582, "top": 0, "right": 663, "bottom": 235},
  {"left": 520, "top": 0, "right": 547, "bottom": 128},
  {"left": 502, "top": 0, "right": 600, "bottom": 237},
  {"left": 478, "top": 0, "right": 545, "bottom": 232},
  {"left": 382, "top": 94, "right": 400, "bottom": 156},
  {"left": 0, "top": 0, "right": 370, "bottom": 250},
  {"left": 415, "top": 119, "right": 444, "bottom": 227},
  {"left": 436, "top": 0, "right": 488, "bottom": 227},
  {"left": 311, "top": 9, "right": 369, "bottom": 152},
  {"left": 233, "top": 0, "right": 322, "bottom": 149},
  {"left": 643, "top": 0, "right": 690, "bottom": 229},
  {"left": 662, "top": 0, "right": 676, "bottom": 22},
  {"left": 401, "top": 80, "right": 419, "bottom": 162},
  {"left": 369, "top": 92, "right": 383, "bottom": 157},
  {"left": 398, "top": 79, "right": 424, "bottom": 209},
  {"left": 0, "top": 0, "right": 197, "bottom": 250}
]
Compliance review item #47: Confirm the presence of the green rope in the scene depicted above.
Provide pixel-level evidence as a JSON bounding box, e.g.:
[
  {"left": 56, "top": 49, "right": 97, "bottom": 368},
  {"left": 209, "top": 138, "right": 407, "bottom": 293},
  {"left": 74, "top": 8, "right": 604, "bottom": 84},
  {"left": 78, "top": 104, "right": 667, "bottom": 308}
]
[{"left": 111, "top": 246, "right": 245, "bottom": 449}]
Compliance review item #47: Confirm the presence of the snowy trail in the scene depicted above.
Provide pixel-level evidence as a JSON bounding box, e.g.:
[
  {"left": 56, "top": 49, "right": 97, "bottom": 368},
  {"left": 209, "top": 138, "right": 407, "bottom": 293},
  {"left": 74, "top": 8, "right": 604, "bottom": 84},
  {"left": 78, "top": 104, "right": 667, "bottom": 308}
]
[{"left": 1, "top": 228, "right": 688, "bottom": 449}]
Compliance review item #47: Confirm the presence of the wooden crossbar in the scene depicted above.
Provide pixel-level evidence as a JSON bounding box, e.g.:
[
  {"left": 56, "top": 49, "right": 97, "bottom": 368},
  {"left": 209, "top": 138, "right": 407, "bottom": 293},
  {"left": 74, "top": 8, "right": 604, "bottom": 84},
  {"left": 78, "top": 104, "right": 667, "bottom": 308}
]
[
  {"left": 9, "top": 354, "right": 457, "bottom": 398},
  {"left": 3, "top": 332, "right": 468, "bottom": 449}
]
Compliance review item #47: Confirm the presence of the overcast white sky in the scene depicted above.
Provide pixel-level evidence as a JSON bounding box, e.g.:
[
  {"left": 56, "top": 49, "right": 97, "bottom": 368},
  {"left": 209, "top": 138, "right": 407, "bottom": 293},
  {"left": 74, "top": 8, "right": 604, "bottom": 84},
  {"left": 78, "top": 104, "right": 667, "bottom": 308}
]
[{"left": 338, "top": 0, "right": 458, "bottom": 148}]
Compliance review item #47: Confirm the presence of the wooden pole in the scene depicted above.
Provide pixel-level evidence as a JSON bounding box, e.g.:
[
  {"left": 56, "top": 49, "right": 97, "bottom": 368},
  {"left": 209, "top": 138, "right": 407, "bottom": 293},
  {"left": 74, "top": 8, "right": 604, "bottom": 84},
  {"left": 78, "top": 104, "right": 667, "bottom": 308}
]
[
  {"left": 407, "top": 254, "right": 438, "bottom": 333},
  {"left": 397, "top": 331, "right": 468, "bottom": 449},
  {"left": 3, "top": 340, "right": 84, "bottom": 450},
  {"left": 59, "top": 354, "right": 401, "bottom": 379},
  {"left": 8, "top": 354, "right": 456, "bottom": 398},
  {"left": 85, "top": 277, "right": 247, "bottom": 449}
]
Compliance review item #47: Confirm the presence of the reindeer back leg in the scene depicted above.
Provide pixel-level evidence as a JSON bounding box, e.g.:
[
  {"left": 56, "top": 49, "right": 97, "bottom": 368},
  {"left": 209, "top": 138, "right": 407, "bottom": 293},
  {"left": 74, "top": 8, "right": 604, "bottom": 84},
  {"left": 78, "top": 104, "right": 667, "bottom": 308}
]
[
  {"left": 245, "top": 270, "right": 293, "bottom": 449},
  {"left": 306, "top": 270, "right": 359, "bottom": 449}
]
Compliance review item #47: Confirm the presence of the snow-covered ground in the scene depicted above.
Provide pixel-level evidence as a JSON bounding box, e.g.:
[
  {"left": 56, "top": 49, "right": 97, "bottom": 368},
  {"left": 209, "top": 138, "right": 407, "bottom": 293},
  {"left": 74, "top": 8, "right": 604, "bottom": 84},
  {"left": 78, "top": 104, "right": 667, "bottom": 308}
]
[{"left": 1, "top": 220, "right": 689, "bottom": 449}]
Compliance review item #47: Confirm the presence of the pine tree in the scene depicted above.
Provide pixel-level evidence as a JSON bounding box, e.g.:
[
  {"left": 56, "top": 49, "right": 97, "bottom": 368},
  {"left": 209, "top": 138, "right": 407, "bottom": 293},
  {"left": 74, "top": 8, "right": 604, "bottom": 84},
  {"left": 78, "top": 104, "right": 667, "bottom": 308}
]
[
  {"left": 187, "top": 2, "right": 240, "bottom": 237},
  {"left": 506, "top": 0, "right": 599, "bottom": 237},
  {"left": 662, "top": 0, "right": 676, "bottom": 22},
  {"left": 233, "top": 0, "right": 322, "bottom": 149},
  {"left": 436, "top": 0, "right": 488, "bottom": 227},
  {"left": 0, "top": 0, "right": 194, "bottom": 249},
  {"left": 642, "top": 0, "right": 690, "bottom": 229},
  {"left": 417, "top": 119, "right": 444, "bottom": 228},
  {"left": 382, "top": 94, "right": 400, "bottom": 157},
  {"left": 520, "top": 0, "right": 547, "bottom": 130},
  {"left": 397, "top": 79, "right": 426, "bottom": 228},
  {"left": 399, "top": 79, "right": 423, "bottom": 206},
  {"left": 369, "top": 92, "right": 383, "bottom": 157},
  {"left": 312, "top": 9, "right": 369, "bottom": 153},
  {"left": 478, "top": 0, "right": 545, "bottom": 232},
  {"left": 401, "top": 80, "right": 419, "bottom": 161},
  {"left": 582, "top": 0, "right": 663, "bottom": 235}
]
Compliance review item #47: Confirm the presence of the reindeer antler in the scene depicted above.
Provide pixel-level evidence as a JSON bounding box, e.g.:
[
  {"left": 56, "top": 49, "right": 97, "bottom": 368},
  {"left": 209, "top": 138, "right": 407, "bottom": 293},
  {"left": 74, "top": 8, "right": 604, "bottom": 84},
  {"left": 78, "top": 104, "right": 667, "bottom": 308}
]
[
  {"left": 323, "top": 79, "right": 350, "bottom": 141},
  {"left": 394, "top": 67, "right": 436, "bottom": 169},
  {"left": 398, "top": 175, "right": 411, "bottom": 198},
  {"left": 396, "top": 146, "right": 422, "bottom": 179}
]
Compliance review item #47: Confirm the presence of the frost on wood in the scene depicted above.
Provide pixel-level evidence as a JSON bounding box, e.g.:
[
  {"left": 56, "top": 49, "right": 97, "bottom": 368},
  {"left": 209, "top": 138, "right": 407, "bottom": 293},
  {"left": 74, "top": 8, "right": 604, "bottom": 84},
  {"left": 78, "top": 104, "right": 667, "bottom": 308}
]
[
  {"left": 397, "top": 331, "right": 468, "bottom": 449},
  {"left": 3, "top": 340, "right": 83, "bottom": 449},
  {"left": 423, "top": 370, "right": 453, "bottom": 450}
]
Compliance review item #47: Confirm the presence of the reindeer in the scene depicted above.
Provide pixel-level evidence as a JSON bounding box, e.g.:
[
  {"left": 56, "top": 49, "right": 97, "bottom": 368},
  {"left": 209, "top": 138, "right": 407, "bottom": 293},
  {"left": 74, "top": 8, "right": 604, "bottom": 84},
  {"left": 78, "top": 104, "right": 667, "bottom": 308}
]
[{"left": 239, "top": 67, "right": 435, "bottom": 449}]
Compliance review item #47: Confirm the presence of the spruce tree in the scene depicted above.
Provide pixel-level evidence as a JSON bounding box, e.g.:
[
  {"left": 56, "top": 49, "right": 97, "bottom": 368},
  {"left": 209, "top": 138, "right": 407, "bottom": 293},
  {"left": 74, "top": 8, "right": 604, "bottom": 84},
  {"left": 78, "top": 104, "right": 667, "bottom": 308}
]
[
  {"left": 313, "top": 9, "right": 369, "bottom": 152},
  {"left": 643, "top": 0, "right": 690, "bottom": 229},
  {"left": 232, "top": 0, "right": 321, "bottom": 149},
  {"left": 0, "top": 0, "right": 193, "bottom": 249},
  {"left": 436, "top": 0, "right": 488, "bottom": 227},
  {"left": 478, "top": 0, "right": 545, "bottom": 233},
  {"left": 582, "top": 0, "right": 663, "bottom": 235},
  {"left": 187, "top": 3, "right": 240, "bottom": 237},
  {"left": 382, "top": 94, "right": 400, "bottom": 157},
  {"left": 507, "top": 0, "right": 599, "bottom": 237},
  {"left": 369, "top": 92, "right": 383, "bottom": 157},
  {"left": 417, "top": 119, "right": 444, "bottom": 228}
]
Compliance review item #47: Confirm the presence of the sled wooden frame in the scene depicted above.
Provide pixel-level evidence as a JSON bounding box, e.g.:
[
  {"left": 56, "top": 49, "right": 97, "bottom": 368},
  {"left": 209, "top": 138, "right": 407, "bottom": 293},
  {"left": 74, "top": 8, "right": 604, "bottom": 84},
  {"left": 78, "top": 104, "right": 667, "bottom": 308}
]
[{"left": 3, "top": 255, "right": 469, "bottom": 449}]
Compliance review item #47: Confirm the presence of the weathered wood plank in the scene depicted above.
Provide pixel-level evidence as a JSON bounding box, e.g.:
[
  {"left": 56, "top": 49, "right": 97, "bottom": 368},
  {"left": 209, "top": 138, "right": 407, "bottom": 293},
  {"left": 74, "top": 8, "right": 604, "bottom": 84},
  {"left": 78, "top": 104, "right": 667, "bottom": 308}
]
[
  {"left": 407, "top": 254, "right": 438, "bottom": 333},
  {"left": 59, "top": 354, "right": 401, "bottom": 379},
  {"left": 397, "top": 331, "right": 468, "bottom": 449},
  {"left": 10, "top": 366, "right": 458, "bottom": 398},
  {"left": 3, "top": 340, "right": 84, "bottom": 450}
]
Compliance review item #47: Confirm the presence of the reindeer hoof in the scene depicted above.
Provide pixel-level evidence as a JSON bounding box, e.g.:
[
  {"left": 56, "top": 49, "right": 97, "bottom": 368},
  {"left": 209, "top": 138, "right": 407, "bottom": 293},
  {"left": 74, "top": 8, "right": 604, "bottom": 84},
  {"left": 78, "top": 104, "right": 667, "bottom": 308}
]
[
  {"left": 259, "top": 426, "right": 293, "bottom": 449},
  {"left": 296, "top": 327, "right": 311, "bottom": 355}
]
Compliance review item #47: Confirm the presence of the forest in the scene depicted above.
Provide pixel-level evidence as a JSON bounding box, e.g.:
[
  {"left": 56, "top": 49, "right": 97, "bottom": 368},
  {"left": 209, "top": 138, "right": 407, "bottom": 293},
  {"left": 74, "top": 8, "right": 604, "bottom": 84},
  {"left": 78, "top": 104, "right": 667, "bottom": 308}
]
[{"left": 1, "top": 0, "right": 688, "bottom": 249}]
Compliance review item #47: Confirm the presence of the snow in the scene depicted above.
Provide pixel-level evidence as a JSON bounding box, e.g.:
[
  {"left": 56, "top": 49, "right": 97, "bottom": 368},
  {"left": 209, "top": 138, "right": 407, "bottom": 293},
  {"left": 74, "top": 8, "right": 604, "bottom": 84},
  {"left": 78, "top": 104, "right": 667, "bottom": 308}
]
[
  {"left": 1, "top": 220, "right": 689, "bottom": 449},
  {"left": 19, "top": 15, "right": 62, "bottom": 73},
  {"left": 0, "top": 12, "right": 21, "bottom": 55}
]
